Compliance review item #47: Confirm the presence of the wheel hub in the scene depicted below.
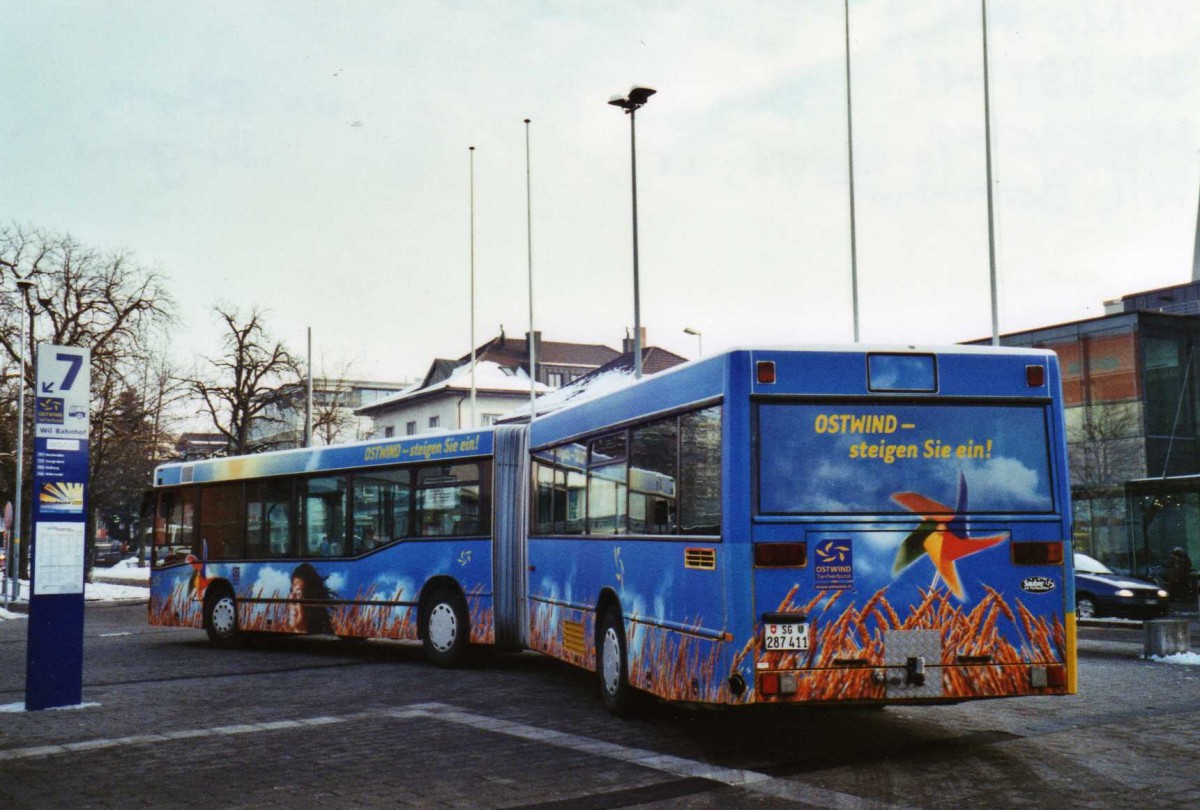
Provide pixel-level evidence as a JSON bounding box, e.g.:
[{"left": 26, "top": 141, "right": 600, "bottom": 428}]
[
  {"left": 212, "top": 597, "right": 236, "bottom": 636},
  {"left": 428, "top": 603, "right": 458, "bottom": 652},
  {"left": 602, "top": 627, "right": 621, "bottom": 694}
]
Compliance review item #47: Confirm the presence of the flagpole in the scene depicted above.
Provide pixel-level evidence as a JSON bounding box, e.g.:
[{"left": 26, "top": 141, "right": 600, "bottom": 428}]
[
  {"left": 469, "top": 146, "right": 477, "bottom": 427},
  {"left": 525, "top": 119, "right": 536, "bottom": 422}
]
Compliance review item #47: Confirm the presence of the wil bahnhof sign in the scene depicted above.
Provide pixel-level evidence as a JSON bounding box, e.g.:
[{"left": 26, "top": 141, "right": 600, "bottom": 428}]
[{"left": 26, "top": 344, "right": 90, "bottom": 710}]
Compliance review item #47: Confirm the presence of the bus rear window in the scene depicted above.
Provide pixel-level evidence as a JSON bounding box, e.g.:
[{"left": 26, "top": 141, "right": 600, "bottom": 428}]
[{"left": 756, "top": 402, "right": 1055, "bottom": 515}]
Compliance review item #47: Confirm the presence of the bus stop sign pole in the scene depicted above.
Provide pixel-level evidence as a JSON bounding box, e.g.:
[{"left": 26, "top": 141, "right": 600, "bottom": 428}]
[{"left": 25, "top": 344, "right": 90, "bottom": 711}]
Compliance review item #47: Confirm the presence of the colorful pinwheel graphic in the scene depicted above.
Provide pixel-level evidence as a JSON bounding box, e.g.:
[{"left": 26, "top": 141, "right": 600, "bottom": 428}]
[{"left": 891, "top": 473, "right": 1006, "bottom": 600}]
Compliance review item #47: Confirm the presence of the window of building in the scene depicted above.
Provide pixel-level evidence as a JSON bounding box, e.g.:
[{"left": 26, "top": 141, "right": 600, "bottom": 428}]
[
  {"left": 406, "top": 421, "right": 417, "bottom": 435},
  {"left": 384, "top": 426, "right": 395, "bottom": 438},
  {"left": 547, "top": 372, "right": 564, "bottom": 388},
  {"left": 429, "top": 415, "right": 440, "bottom": 429}
]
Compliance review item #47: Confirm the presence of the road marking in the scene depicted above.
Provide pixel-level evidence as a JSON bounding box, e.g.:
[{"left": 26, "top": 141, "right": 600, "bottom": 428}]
[
  {"left": 412, "top": 703, "right": 907, "bottom": 808},
  {"left": 0, "top": 701, "right": 904, "bottom": 808}
]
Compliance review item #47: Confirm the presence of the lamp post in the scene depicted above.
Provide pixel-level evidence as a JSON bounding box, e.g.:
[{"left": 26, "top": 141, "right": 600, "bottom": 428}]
[
  {"left": 9, "top": 277, "right": 34, "bottom": 602},
  {"left": 608, "top": 85, "right": 656, "bottom": 379},
  {"left": 683, "top": 327, "right": 702, "bottom": 358}
]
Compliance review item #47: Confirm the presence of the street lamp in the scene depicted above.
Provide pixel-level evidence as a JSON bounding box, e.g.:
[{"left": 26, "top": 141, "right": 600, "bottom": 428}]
[
  {"left": 683, "top": 327, "right": 702, "bottom": 358},
  {"left": 7, "top": 277, "right": 34, "bottom": 603},
  {"left": 608, "top": 85, "right": 657, "bottom": 379}
]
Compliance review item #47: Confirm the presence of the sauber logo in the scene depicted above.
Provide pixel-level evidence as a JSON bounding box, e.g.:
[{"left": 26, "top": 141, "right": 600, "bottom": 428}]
[{"left": 1021, "top": 576, "right": 1056, "bottom": 594}]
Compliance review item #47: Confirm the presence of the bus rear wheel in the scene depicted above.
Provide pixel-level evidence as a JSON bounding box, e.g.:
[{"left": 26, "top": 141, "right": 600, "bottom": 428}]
[
  {"left": 598, "top": 607, "right": 639, "bottom": 716},
  {"left": 204, "top": 587, "right": 243, "bottom": 647},
  {"left": 422, "top": 588, "right": 469, "bottom": 667}
]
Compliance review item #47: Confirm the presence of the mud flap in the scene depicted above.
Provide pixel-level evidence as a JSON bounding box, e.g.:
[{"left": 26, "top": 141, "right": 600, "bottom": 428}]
[{"left": 884, "top": 629, "right": 944, "bottom": 699}]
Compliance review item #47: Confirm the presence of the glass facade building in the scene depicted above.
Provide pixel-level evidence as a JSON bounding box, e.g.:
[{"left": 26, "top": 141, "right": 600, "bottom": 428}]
[{"left": 984, "top": 281, "right": 1200, "bottom": 583}]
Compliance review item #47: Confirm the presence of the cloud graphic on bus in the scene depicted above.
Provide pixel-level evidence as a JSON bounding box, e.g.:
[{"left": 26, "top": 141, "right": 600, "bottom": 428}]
[{"left": 961, "top": 456, "right": 1044, "bottom": 508}]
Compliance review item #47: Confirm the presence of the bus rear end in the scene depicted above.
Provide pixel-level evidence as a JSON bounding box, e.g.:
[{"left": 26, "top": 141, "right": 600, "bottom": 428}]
[{"left": 744, "top": 348, "right": 1074, "bottom": 705}]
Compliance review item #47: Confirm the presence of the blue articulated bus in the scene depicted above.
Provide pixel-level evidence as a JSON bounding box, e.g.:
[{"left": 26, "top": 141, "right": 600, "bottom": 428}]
[{"left": 147, "top": 346, "right": 1076, "bottom": 713}]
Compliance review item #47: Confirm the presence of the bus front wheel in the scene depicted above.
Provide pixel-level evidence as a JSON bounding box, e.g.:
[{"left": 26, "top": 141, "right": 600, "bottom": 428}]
[
  {"left": 598, "top": 607, "right": 639, "bottom": 716},
  {"left": 422, "top": 588, "right": 469, "bottom": 667},
  {"left": 204, "top": 587, "right": 243, "bottom": 647}
]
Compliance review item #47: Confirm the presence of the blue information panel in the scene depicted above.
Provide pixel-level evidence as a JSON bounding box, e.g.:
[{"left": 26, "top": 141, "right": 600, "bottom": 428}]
[{"left": 26, "top": 345, "right": 90, "bottom": 711}]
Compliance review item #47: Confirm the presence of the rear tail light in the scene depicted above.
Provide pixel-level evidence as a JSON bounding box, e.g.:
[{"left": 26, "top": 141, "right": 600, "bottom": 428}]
[
  {"left": 754, "top": 542, "right": 807, "bottom": 568},
  {"left": 757, "top": 673, "right": 797, "bottom": 696},
  {"left": 1026, "top": 365, "right": 1045, "bottom": 387},
  {"left": 1012, "top": 541, "right": 1063, "bottom": 565},
  {"left": 1030, "top": 664, "right": 1068, "bottom": 688},
  {"left": 756, "top": 361, "right": 776, "bottom": 384}
]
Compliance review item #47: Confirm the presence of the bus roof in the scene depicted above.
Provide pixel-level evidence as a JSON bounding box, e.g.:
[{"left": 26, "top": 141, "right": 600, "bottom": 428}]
[{"left": 153, "top": 428, "right": 495, "bottom": 487}]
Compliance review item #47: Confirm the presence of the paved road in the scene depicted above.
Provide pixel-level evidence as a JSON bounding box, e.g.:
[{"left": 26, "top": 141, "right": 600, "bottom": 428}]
[{"left": 1, "top": 605, "right": 1197, "bottom": 808}]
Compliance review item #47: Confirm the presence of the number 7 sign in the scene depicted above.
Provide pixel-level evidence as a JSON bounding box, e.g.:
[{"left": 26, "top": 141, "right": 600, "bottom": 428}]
[{"left": 35, "top": 345, "right": 90, "bottom": 439}]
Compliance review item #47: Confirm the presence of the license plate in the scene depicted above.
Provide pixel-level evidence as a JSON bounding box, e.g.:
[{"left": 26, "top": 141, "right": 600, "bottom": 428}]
[{"left": 764, "top": 622, "right": 809, "bottom": 651}]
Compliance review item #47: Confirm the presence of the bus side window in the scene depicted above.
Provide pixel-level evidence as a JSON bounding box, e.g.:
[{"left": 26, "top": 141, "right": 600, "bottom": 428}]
[
  {"left": 352, "top": 468, "right": 410, "bottom": 552},
  {"left": 200, "top": 482, "right": 245, "bottom": 560},
  {"left": 532, "top": 449, "right": 555, "bottom": 534},
  {"left": 587, "top": 430, "right": 628, "bottom": 535},
  {"left": 680, "top": 406, "right": 721, "bottom": 535},
  {"left": 630, "top": 417, "right": 678, "bottom": 535},
  {"left": 554, "top": 443, "right": 586, "bottom": 535},
  {"left": 301, "top": 475, "right": 348, "bottom": 557},
  {"left": 158, "top": 487, "right": 197, "bottom": 567},
  {"left": 246, "top": 478, "right": 294, "bottom": 558},
  {"left": 416, "top": 463, "right": 485, "bottom": 537}
]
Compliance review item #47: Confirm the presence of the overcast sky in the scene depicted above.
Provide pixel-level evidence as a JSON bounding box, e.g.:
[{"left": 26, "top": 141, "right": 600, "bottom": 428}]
[{"left": 4, "top": 2, "right": 1198, "bottom": 382}]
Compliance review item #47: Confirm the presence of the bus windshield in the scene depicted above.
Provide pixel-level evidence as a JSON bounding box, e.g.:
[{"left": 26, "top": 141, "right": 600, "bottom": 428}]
[{"left": 757, "top": 401, "right": 1055, "bottom": 515}]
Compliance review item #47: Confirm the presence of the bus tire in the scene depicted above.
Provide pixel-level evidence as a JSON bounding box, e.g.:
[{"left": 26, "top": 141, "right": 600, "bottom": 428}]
[
  {"left": 598, "top": 606, "right": 639, "bottom": 716},
  {"left": 203, "top": 586, "right": 243, "bottom": 647},
  {"left": 422, "top": 588, "right": 469, "bottom": 667}
]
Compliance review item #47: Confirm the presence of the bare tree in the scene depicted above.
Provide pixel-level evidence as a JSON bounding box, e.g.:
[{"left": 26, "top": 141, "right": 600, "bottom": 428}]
[
  {"left": 1067, "top": 400, "right": 1144, "bottom": 557},
  {"left": 1068, "top": 401, "right": 1144, "bottom": 492},
  {"left": 185, "top": 306, "right": 302, "bottom": 455},
  {"left": 1, "top": 224, "right": 175, "bottom": 576},
  {"left": 311, "top": 357, "right": 363, "bottom": 446}
]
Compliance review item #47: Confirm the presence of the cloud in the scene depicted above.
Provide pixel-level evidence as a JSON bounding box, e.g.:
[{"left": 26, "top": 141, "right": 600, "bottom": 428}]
[
  {"left": 964, "top": 456, "right": 1045, "bottom": 507},
  {"left": 250, "top": 566, "right": 291, "bottom": 598}
]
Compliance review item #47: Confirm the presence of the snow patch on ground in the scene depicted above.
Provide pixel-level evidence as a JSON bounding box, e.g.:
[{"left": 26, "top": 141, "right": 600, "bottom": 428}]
[
  {"left": 0, "top": 701, "right": 100, "bottom": 713},
  {"left": 97, "top": 558, "right": 151, "bottom": 582},
  {"left": 0, "top": 575, "right": 148, "bottom": 619},
  {"left": 1148, "top": 651, "right": 1200, "bottom": 666}
]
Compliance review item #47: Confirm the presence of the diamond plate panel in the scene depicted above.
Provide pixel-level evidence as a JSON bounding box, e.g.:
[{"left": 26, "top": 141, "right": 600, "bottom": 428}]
[{"left": 884, "top": 629, "right": 944, "bottom": 699}]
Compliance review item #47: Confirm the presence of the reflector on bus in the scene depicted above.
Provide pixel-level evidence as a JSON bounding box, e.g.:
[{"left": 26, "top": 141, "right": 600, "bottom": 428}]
[
  {"left": 754, "top": 542, "right": 806, "bottom": 568},
  {"left": 1011, "top": 541, "right": 1063, "bottom": 565}
]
